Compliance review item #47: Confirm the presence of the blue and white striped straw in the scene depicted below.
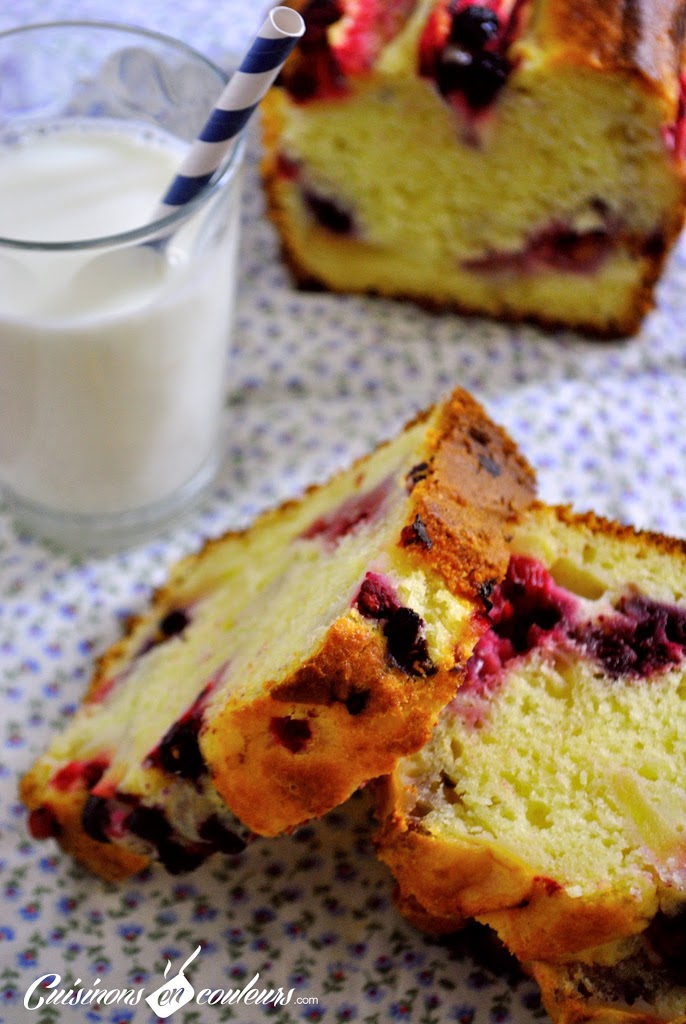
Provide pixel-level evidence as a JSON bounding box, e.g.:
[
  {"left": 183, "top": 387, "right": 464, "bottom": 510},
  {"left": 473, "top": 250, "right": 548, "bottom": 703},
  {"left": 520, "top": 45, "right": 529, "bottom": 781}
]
[{"left": 156, "top": 6, "right": 305, "bottom": 215}]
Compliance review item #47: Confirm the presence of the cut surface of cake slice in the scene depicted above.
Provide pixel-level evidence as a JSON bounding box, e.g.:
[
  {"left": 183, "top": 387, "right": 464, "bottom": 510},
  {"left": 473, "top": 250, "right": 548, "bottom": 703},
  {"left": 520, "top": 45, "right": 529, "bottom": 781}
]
[
  {"left": 20, "top": 388, "right": 535, "bottom": 881},
  {"left": 376, "top": 504, "right": 686, "bottom": 961},
  {"left": 262, "top": 0, "right": 686, "bottom": 336},
  {"left": 531, "top": 915, "right": 686, "bottom": 1024}
]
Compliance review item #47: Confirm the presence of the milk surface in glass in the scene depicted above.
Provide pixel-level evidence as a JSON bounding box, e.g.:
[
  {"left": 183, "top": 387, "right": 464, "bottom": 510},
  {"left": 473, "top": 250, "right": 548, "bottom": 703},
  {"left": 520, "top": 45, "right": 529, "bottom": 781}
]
[{"left": 0, "top": 119, "right": 241, "bottom": 527}]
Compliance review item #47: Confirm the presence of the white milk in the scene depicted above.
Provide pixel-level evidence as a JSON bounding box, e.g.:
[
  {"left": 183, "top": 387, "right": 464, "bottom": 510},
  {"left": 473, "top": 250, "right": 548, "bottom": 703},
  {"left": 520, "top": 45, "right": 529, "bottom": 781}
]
[{"left": 0, "top": 121, "right": 241, "bottom": 520}]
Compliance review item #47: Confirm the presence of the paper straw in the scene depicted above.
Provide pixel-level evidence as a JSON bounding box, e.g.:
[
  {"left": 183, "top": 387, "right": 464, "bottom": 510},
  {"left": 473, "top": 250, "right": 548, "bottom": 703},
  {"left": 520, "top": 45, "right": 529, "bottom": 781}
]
[{"left": 156, "top": 6, "right": 305, "bottom": 214}]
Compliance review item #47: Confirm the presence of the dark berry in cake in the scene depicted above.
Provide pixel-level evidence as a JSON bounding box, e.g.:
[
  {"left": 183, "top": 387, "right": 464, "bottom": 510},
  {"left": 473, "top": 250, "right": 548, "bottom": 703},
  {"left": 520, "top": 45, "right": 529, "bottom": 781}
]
[
  {"left": 406, "top": 462, "right": 430, "bottom": 491},
  {"left": 154, "top": 719, "right": 206, "bottom": 780},
  {"left": 578, "top": 593, "right": 686, "bottom": 678},
  {"left": 478, "top": 453, "right": 502, "bottom": 477},
  {"left": 197, "top": 815, "right": 247, "bottom": 855},
  {"left": 400, "top": 514, "right": 433, "bottom": 549},
  {"left": 461, "top": 51, "right": 510, "bottom": 109},
  {"left": 125, "top": 805, "right": 172, "bottom": 844},
  {"left": 303, "top": 188, "right": 355, "bottom": 234},
  {"left": 159, "top": 609, "right": 190, "bottom": 638},
  {"left": 345, "top": 689, "right": 371, "bottom": 715},
  {"left": 81, "top": 794, "right": 111, "bottom": 844},
  {"left": 156, "top": 840, "right": 208, "bottom": 875},
  {"left": 271, "top": 716, "right": 313, "bottom": 753},
  {"left": 302, "top": 0, "right": 344, "bottom": 30},
  {"left": 384, "top": 607, "right": 436, "bottom": 677},
  {"left": 448, "top": 4, "right": 500, "bottom": 50}
]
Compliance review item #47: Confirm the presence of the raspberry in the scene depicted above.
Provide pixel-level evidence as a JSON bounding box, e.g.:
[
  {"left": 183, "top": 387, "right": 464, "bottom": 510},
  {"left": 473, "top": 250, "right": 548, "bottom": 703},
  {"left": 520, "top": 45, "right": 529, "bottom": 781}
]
[{"left": 28, "top": 806, "right": 61, "bottom": 840}]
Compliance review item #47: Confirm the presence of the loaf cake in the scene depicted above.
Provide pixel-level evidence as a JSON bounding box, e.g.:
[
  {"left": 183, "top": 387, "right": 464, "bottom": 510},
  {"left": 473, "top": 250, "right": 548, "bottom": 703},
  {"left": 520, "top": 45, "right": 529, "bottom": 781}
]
[
  {"left": 531, "top": 916, "right": 686, "bottom": 1024},
  {"left": 261, "top": 0, "right": 686, "bottom": 336},
  {"left": 20, "top": 388, "right": 535, "bottom": 881},
  {"left": 376, "top": 503, "right": 686, "bottom": 962}
]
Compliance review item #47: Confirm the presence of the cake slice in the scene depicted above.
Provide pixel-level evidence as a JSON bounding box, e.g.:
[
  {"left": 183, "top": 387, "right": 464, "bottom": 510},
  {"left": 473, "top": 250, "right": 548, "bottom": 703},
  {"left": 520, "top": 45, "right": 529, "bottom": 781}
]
[
  {"left": 531, "top": 917, "right": 686, "bottom": 1024},
  {"left": 20, "top": 388, "right": 535, "bottom": 881},
  {"left": 261, "top": 0, "right": 686, "bottom": 336},
  {"left": 376, "top": 504, "right": 686, "bottom": 962}
]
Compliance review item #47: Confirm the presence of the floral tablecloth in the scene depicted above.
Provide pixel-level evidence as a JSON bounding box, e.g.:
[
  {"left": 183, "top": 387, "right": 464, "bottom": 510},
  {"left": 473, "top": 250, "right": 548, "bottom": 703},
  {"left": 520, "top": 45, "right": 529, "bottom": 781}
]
[{"left": 2, "top": 3, "right": 686, "bottom": 1023}]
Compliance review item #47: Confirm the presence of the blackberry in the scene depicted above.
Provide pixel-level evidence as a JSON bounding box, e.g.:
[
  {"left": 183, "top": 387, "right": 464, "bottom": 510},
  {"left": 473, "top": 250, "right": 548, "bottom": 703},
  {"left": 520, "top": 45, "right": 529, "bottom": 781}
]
[
  {"left": 198, "top": 815, "right": 247, "bottom": 855},
  {"left": 125, "top": 805, "right": 172, "bottom": 843},
  {"left": 155, "top": 719, "right": 206, "bottom": 780},
  {"left": 159, "top": 608, "right": 190, "bottom": 638},
  {"left": 462, "top": 51, "right": 510, "bottom": 109},
  {"left": 384, "top": 607, "right": 436, "bottom": 677},
  {"left": 303, "top": 189, "right": 354, "bottom": 234},
  {"left": 82, "top": 795, "right": 111, "bottom": 844},
  {"left": 449, "top": 5, "right": 500, "bottom": 51}
]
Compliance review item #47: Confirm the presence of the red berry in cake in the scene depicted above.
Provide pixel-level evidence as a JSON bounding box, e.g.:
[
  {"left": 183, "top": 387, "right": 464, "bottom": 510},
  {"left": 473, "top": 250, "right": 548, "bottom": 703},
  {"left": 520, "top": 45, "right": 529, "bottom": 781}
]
[
  {"left": 355, "top": 572, "right": 400, "bottom": 618},
  {"left": 301, "top": 476, "right": 393, "bottom": 546},
  {"left": 465, "top": 554, "right": 686, "bottom": 691},
  {"left": 27, "top": 806, "right": 61, "bottom": 840}
]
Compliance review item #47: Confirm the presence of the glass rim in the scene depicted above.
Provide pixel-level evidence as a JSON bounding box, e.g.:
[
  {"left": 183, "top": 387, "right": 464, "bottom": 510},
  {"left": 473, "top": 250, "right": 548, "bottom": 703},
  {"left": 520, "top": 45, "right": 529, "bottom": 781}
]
[{"left": 0, "top": 19, "right": 244, "bottom": 253}]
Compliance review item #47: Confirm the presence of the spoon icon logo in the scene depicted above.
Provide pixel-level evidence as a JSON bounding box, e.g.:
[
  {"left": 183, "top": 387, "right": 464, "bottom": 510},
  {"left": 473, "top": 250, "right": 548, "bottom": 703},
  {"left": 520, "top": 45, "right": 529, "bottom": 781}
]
[{"left": 145, "top": 945, "right": 202, "bottom": 1018}]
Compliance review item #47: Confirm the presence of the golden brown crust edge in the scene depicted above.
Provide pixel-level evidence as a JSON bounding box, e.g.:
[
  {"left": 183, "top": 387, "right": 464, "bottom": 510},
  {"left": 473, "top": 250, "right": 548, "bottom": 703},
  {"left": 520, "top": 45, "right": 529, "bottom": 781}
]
[
  {"left": 531, "top": 960, "right": 686, "bottom": 1024},
  {"left": 203, "top": 388, "right": 536, "bottom": 836},
  {"left": 375, "top": 771, "right": 657, "bottom": 962},
  {"left": 530, "top": 0, "right": 686, "bottom": 102}
]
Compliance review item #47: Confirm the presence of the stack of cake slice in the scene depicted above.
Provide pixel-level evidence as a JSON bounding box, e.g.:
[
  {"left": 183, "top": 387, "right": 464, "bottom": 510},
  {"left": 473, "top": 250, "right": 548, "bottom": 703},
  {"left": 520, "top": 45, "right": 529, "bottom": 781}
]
[{"left": 20, "top": 391, "right": 686, "bottom": 1021}]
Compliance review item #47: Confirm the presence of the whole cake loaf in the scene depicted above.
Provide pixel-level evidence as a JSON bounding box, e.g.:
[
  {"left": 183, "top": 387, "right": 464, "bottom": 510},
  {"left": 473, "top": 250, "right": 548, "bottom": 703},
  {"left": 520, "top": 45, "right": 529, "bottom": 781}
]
[
  {"left": 376, "top": 504, "right": 686, "bottom": 962},
  {"left": 262, "top": 0, "right": 686, "bottom": 336},
  {"left": 20, "top": 388, "right": 535, "bottom": 881}
]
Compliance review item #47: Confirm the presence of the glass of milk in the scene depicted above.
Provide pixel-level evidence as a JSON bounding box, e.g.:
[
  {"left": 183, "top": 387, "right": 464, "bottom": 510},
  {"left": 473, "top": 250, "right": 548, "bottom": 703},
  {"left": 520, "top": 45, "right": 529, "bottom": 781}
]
[{"left": 0, "top": 21, "right": 245, "bottom": 552}]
